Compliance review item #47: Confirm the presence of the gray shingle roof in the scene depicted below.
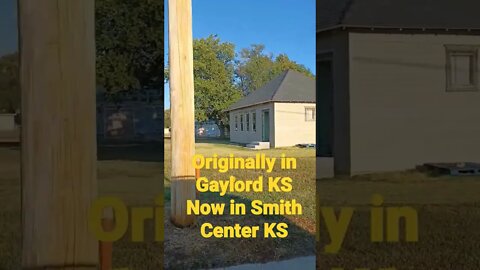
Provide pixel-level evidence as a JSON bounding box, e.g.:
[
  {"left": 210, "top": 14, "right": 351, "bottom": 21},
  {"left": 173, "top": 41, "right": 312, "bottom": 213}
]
[
  {"left": 318, "top": 0, "right": 480, "bottom": 31},
  {"left": 227, "top": 70, "right": 315, "bottom": 111}
]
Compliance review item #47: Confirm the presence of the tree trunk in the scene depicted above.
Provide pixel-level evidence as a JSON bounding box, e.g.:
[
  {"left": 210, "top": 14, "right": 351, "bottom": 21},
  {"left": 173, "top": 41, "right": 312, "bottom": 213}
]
[
  {"left": 168, "top": 0, "right": 196, "bottom": 227},
  {"left": 19, "top": 0, "right": 98, "bottom": 268}
]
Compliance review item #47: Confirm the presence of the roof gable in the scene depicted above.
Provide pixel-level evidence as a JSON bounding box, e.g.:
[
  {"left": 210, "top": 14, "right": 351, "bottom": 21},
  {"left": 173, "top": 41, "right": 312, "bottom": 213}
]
[{"left": 228, "top": 70, "right": 315, "bottom": 111}]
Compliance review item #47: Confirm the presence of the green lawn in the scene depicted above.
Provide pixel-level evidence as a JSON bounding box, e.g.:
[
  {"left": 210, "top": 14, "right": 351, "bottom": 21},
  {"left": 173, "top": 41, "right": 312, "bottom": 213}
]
[
  {"left": 0, "top": 140, "right": 315, "bottom": 270},
  {"left": 0, "top": 146, "right": 21, "bottom": 269},
  {"left": 164, "top": 139, "right": 316, "bottom": 269},
  {"left": 317, "top": 172, "right": 480, "bottom": 269},
  {"left": 3, "top": 141, "right": 478, "bottom": 269},
  {"left": 0, "top": 145, "right": 164, "bottom": 270}
]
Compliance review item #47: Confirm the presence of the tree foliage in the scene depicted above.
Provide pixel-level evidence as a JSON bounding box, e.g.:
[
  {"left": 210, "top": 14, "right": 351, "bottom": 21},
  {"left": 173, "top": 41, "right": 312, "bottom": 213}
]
[
  {"left": 236, "top": 44, "right": 314, "bottom": 95},
  {"left": 96, "top": 0, "right": 163, "bottom": 92},
  {"left": 0, "top": 52, "right": 19, "bottom": 113},
  {"left": 0, "top": 0, "right": 164, "bottom": 111},
  {"left": 192, "top": 36, "right": 242, "bottom": 135},
  {"left": 164, "top": 109, "right": 170, "bottom": 128},
  {"left": 165, "top": 36, "right": 314, "bottom": 134}
]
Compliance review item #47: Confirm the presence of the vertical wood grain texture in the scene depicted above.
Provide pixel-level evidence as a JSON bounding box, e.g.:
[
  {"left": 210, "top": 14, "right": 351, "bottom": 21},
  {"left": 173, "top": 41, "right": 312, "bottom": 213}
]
[
  {"left": 19, "top": 0, "right": 98, "bottom": 268},
  {"left": 168, "top": 0, "right": 196, "bottom": 227}
]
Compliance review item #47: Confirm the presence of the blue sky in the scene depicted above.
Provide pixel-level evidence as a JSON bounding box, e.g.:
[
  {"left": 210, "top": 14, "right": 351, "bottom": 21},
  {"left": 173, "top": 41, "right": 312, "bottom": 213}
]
[
  {"left": 1, "top": 0, "right": 316, "bottom": 109},
  {"left": 165, "top": 0, "right": 316, "bottom": 109}
]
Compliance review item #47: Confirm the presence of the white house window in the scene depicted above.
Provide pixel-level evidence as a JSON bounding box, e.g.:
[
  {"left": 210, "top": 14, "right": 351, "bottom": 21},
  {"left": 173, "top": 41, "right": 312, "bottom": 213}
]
[
  {"left": 305, "top": 107, "right": 315, "bottom": 121},
  {"left": 445, "top": 45, "right": 479, "bottom": 92},
  {"left": 246, "top": 113, "right": 250, "bottom": 131},
  {"left": 240, "top": 114, "right": 244, "bottom": 131},
  {"left": 234, "top": 115, "right": 238, "bottom": 131},
  {"left": 252, "top": 111, "right": 256, "bottom": 132}
]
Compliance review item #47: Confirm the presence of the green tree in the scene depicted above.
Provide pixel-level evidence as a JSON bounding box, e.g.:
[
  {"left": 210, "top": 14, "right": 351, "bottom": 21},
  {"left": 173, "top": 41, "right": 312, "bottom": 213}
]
[
  {"left": 96, "top": 0, "right": 163, "bottom": 93},
  {"left": 164, "top": 109, "right": 171, "bottom": 128},
  {"left": 0, "top": 0, "right": 164, "bottom": 110},
  {"left": 236, "top": 44, "right": 274, "bottom": 95},
  {"left": 236, "top": 45, "right": 314, "bottom": 95},
  {"left": 272, "top": 53, "right": 313, "bottom": 78},
  {"left": 0, "top": 52, "right": 19, "bottom": 113},
  {"left": 192, "top": 35, "right": 242, "bottom": 137}
]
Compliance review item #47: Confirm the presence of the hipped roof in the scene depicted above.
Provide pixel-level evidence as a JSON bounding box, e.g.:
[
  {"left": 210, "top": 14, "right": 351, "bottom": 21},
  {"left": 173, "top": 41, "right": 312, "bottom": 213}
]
[{"left": 227, "top": 70, "right": 315, "bottom": 111}]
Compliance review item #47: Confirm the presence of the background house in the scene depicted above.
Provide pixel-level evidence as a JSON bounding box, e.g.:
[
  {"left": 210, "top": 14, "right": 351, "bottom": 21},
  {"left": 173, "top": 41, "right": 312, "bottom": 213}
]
[
  {"left": 97, "top": 89, "right": 163, "bottom": 143},
  {"left": 227, "top": 70, "right": 315, "bottom": 148},
  {"left": 0, "top": 113, "right": 19, "bottom": 143},
  {"left": 0, "top": 113, "right": 15, "bottom": 131},
  {"left": 317, "top": 0, "right": 480, "bottom": 175}
]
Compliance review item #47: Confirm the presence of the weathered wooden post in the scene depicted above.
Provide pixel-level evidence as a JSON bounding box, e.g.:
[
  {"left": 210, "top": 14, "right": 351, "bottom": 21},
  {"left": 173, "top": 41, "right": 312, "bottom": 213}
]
[
  {"left": 19, "top": 0, "right": 98, "bottom": 268},
  {"left": 168, "top": 0, "right": 196, "bottom": 227}
]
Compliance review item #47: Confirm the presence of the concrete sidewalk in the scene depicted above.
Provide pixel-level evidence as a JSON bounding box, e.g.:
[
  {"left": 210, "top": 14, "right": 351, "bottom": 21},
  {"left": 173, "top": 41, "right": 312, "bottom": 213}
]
[{"left": 212, "top": 256, "right": 315, "bottom": 270}]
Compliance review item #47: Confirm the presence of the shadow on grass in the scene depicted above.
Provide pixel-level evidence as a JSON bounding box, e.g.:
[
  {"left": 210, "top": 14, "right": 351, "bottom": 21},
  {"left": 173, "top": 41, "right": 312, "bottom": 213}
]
[{"left": 163, "top": 180, "right": 315, "bottom": 270}]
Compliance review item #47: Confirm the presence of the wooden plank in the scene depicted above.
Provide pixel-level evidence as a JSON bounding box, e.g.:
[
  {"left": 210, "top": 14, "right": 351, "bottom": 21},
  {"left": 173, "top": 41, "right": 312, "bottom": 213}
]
[
  {"left": 19, "top": 0, "right": 98, "bottom": 268},
  {"left": 168, "top": 0, "right": 196, "bottom": 227}
]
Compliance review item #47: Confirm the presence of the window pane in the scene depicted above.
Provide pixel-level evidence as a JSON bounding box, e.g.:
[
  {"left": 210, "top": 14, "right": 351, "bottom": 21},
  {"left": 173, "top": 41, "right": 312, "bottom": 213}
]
[
  {"left": 240, "top": 115, "right": 243, "bottom": 131},
  {"left": 252, "top": 112, "right": 256, "bottom": 131},
  {"left": 452, "top": 55, "right": 473, "bottom": 86},
  {"left": 305, "top": 108, "right": 315, "bottom": 121}
]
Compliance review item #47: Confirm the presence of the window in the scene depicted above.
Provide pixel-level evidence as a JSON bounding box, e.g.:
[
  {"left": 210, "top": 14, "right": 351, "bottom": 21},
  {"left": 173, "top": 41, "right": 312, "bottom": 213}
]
[
  {"left": 246, "top": 113, "right": 250, "bottom": 131},
  {"left": 240, "top": 114, "right": 244, "bottom": 131},
  {"left": 445, "top": 45, "right": 479, "bottom": 92},
  {"left": 234, "top": 115, "right": 238, "bottom": 131},
  {"left": 252, "top": 111, "right": 256, "bottom": 132},
  {"left": 305, "top": 107, "right": 315, "bottom": 121}
]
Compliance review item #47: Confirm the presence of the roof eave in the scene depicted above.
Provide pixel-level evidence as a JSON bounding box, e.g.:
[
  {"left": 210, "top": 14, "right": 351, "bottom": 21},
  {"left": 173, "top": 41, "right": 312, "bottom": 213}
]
[
  {"left": 226, "top": 100, "right": 316, "bottom": 112},
  {"left": 317, "top": 24, "right": 480, "bottom": 34}
]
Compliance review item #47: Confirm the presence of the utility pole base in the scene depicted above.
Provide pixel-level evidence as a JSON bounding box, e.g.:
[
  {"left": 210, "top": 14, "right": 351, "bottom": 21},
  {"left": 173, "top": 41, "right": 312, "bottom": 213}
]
[{"left": 170, "top": 177, "right": 197, "bottom": 227}]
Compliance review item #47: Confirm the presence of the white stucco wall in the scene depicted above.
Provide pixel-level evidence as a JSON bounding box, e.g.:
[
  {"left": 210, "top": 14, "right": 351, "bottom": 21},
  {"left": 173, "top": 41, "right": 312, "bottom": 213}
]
[
  {"left": 274, "top": 102, "right": 316, "bottom": 147},
  {"left": 229, "top": 102, "right": 316, "bottom": 148},
  {"left": 229, "top": 103, "right": 274, "bottom": 145},
  {"left": 349, "top": 32, "right": 480, "bottom": 174},
  {"left": 0, "top": 114, "right": 15, "bottom": 131}
]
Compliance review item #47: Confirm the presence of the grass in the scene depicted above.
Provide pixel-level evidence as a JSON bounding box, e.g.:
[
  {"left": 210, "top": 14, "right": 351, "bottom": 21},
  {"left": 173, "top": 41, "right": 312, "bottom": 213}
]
[
  {"left": 3, "top": 140, "right": 478, "bottom": 269},
  {"left": 0, "top": 146, "right": 21, "bottom": 270},
  {"left": 164, "top": 139, "right": 316, "bottom": 269},
  {"left": 0, "top": 145, "right": 164, "bottom": 270},
  {"left": 0, "top": 140, "right": 315, "bottom": 270},
  {"left": 317, "top": 172, "right": 480, "bottom": 269}
]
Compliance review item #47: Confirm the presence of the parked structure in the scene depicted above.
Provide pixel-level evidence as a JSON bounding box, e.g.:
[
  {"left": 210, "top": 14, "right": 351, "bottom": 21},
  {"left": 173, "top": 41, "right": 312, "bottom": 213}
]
[
  {"left": 227, "top": 70, "right": 315, "bottom": 149},
  {"left": 0, "top": 113, "right": 15, "bottom": 130},
  {"left": 96, "top": 88, "right": 163, "bottom": 143},
  {"left": 0, "top": 113, "right": 19, "bottom": 143},
  {"left": 317, "top": 0, "right": 480, "bottom": 175}
]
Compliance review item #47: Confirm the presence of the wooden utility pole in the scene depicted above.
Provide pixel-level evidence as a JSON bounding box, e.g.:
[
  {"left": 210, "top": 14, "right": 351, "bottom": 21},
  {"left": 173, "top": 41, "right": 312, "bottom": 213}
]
[
  {"left": 168, "top": 0, "right": 196, "bottom": 227},
  {"left": 19, "top": 0, "right": 98, "bottom": 268}
]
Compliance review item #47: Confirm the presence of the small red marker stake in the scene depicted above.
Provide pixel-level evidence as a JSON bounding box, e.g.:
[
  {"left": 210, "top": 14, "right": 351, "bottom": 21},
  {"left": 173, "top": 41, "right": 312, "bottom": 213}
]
[
  {"left": 195, "top": 158, "right": 201, "bottom": 198},
  {"left": 100, "top": 207, "right": 114, "bottom": 270}
]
